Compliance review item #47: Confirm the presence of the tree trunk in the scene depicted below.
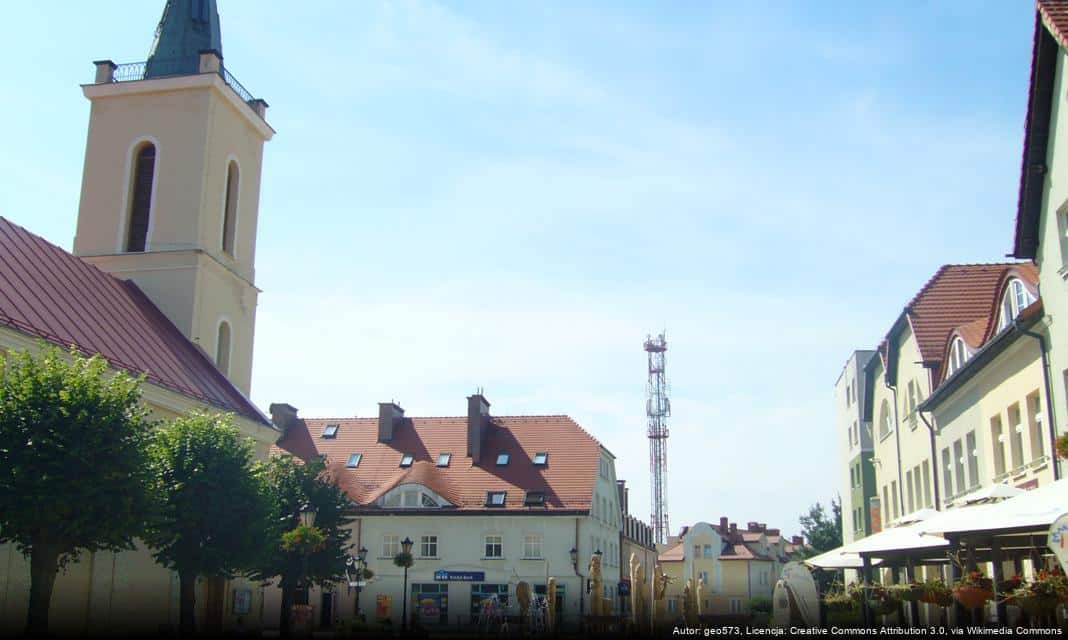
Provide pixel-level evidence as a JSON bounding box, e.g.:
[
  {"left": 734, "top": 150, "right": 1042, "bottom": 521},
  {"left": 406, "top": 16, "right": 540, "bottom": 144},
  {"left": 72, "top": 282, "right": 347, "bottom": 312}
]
[
  {"left": 279, "top": 575, "right": 293, "bottom": 639},
  {"left": 25, "top": 543, "right": 60, "bottom": 637},
  {"left": 179, "top": 570, "right": 197, "bottom": 636}
]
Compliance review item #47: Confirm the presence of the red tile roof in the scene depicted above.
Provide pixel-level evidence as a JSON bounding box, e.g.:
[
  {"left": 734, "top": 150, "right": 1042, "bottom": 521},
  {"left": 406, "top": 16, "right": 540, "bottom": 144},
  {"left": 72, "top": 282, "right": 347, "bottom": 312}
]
[
  {"left": 897, "top": 264, "right": 1025, "bottom": 366},
  {"left": 721, "top": 543, "right": 770, "bottom": 562},
  {"left": 658, "top": 541, "right": 683, "bottom": 562},
  {"left": 0, "top": 217, "right": 268, "bottom": 425},
  {"left": 272, "top": 414, "right": 601, "bottom": 512},
  {"left": 1039, "top": 0, "right": 1068, "bottom": 47}
]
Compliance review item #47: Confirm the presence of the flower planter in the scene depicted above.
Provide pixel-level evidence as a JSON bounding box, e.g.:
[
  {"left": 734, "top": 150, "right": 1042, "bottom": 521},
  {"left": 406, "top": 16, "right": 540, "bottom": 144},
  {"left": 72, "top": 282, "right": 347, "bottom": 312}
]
[
  {"left": 920, "top": 591, "right": 953, "bottom": 607},
  {"left": 897, "top": 585, "right": 923, "bottom": 602},
  {"left": 953, "top": 586, "right": 993, "bottom": 609},
  {"left": 1016, "top": 595, "right": 1060, "bottom": 618},
  {"left": 868, "top": 597, "right": 898, "bottom": 616}
]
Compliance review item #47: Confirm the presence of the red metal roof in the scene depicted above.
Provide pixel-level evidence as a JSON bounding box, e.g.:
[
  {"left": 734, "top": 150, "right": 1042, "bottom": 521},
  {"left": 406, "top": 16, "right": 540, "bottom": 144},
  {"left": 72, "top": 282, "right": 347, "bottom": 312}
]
[
  {"left": 273, "top": 414, "right": 601, "bottom": 512},
  {"left": 0, "top": 217, "right": 268, "bottom": 425}
]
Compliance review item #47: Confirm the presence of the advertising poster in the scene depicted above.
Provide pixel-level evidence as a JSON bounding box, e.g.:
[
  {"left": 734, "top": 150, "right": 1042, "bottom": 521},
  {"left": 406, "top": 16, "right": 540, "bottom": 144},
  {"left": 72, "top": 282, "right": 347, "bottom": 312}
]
[{"left": 375, "top": 594, "right": 392, "bottom": 621}]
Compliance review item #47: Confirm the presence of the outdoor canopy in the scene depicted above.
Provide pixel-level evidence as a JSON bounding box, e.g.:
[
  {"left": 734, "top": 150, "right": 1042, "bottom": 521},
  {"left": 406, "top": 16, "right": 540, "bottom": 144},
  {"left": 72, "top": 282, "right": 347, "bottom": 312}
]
[{"left": 918, "top": 477, "right": 1068, "bottom": 538}]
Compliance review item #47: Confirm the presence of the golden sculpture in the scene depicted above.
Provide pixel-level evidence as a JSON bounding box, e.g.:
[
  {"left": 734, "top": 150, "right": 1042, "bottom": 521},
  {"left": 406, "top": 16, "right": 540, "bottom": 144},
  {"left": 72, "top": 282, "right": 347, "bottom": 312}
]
[
  {"left": 547, "top": 577, "right": 557, "bottom": 632},
  {"left": 636, "top": 562, "right": 650, "bottom": 628},
  {"left": 516, "top": 581, "right": 531, "bottom": 619},
  {"left": 696, "top": 575, "right": 706, "bottom": 617},
  {"left": 653, "top": 562, "right": 671, "bottom": 623},
  {"left": 588, "top": 552, "right": 604, "bottom": 616},
  {"left": 629, "top": 553, "right": 641, "bottom": 626}
]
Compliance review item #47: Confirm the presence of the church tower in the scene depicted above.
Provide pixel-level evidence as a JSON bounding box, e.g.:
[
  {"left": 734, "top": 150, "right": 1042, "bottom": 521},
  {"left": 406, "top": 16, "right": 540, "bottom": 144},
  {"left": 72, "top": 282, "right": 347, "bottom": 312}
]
[{"left": 73, "top": 0, "right": 273, "bottom": 396}]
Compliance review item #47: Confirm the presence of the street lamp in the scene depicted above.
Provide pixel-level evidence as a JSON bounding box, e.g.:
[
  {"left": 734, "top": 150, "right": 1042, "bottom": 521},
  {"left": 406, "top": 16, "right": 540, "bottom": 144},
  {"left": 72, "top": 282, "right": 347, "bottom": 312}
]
[
  {"left": 299, "top": 503, "right": 317, "bottom": 528},
  {"left": 399, "top": 537, "right": 414, "bottom": 632},
  {"left": 571, "top": 547, "right": 584, "bottom": 629},
  {"left": 345, "top": 546, "right": 369, "bottom": 622}
]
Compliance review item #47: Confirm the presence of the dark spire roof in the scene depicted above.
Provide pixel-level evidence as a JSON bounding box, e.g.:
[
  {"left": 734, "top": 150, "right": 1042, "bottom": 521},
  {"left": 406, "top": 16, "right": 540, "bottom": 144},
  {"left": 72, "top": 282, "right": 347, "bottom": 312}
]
[{"left": 145, "top": 0, "right": 222, "bottom": 79}]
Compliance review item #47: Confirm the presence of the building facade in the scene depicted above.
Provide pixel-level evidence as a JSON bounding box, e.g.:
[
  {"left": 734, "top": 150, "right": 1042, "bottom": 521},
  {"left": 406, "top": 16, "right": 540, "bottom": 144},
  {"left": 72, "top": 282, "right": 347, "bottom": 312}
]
[
  {"left": 836, "top": 350, "right": 877, "bottom": 543},
  {"left": 267, "top": 395, "right": 623, "bottom": 631}
]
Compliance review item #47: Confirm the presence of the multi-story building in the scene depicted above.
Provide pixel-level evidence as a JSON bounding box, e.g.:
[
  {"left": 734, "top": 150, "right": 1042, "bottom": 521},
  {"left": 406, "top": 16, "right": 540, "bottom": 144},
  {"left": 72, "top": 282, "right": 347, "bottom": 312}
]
[
  {"left": 836, "top": 350, "right": 877, "bottom": 543},
  {"left": 1013, "top": 0, "right": 1068, "bottom": 483},
  {"left": 656, "top": 519, "right": 802, "bottom": 618},
  {"left": 0, "top": 0, "right": 279, "bottom": 634},
  {"left": 268, "top": 395, "right": 623, "bottom": 631},
  {"left": 919, "top": 266, "right": 1056, "bottom": 502},
  {"left": 616, "top": 481, "right": 656, "bottom": 619}
]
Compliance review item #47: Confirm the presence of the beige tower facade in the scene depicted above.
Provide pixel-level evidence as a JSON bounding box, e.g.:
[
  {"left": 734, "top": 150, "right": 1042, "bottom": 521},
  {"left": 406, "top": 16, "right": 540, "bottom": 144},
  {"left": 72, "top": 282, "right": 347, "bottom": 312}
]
[{"left": 73, "top": 51, "right": 273, "bottom": 395}]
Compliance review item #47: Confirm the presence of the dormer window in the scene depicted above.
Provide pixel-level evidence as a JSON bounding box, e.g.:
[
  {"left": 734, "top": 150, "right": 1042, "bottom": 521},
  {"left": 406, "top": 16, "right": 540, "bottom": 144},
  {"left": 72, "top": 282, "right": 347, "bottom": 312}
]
[
  {"left": 322, "top": 423, "right": 339, "bottom": 439},
  {"left": 998, "top": 278, "right": 1036, "bottom": 331},
  {"left": 346, "top": 453, "right": 362, "bottom": 468},
  {"left": 496, "top": 453, "right": 510, "bottom": 466},
  {"left": 486, "top": 491, "right": 506, "bottom": 506},
  {"left": 524, "top": 491, "right": 546, "bottom": 506},
  {"left": 533, "top": 452, "right": 548, "bottom": 466},
  {"left": 399, "top": 454, "right": 414, "bottom": 468},
  {"left": 437, "top": 453, "right": 451, "bottom": 467},
  {"left": 947, "top": 337, "right": 968, "bottom": 377}
]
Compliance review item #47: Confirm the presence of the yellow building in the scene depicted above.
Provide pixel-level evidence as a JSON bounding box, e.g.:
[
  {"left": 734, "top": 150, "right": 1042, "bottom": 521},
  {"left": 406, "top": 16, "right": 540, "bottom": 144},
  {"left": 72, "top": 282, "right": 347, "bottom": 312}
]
[
  {"left": 0, "top": 0, "right": 279, "bottom": 634},
  {"left": 656, "top": 519, "right": 802, "bottom": 619}
]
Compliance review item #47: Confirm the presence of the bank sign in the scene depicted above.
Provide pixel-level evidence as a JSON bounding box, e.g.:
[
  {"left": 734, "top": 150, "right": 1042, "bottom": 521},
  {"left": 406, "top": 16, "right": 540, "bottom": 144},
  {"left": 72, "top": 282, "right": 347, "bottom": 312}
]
[{"left": 434, "top": 570, "right": 486, "bottom": 582}]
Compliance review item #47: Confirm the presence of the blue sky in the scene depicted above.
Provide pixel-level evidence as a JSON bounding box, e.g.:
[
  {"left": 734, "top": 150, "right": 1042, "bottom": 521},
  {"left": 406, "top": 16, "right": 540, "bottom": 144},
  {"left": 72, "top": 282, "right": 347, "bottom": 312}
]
[{"left": 0, "top": 1, "right": 1035, "bottom": 538}]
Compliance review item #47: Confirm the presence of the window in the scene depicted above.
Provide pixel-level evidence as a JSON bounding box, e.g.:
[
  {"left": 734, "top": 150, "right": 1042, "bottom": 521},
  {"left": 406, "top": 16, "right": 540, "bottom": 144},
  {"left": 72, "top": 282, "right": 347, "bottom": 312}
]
[
  {"left": 221, "top": 160, "right": 239, "bottom": 256},
  {"left": 420, "top": 535, "right": 438, "bottom": 558},
  {"left": 703, "top": 544, "right": 712, "bottom": 559},
  {"left": 399, "top": 454, "right": 414, "bottom": 467},
  {"left": 524, "top": 491, "right": 545, "bottom": 506},
  {"left": 941, "top": 448, "right": 953, "bottom": 497},
  {"left": 1028, "top": 392, "right": 1045, "bottom": 461},
  {"left": 422, "top": 493, "right": 437, "bottom": 507},
  {"left": 998, "top": 279, "right": 1035, "bottom": 331},
  {"left": 922, "top": 460, "right": 932, "bottom": 508},
  {"left": 533, "top": 452, "right": 548, "bottom": 466},
  {"left": 437, "top": 453, "right": 451, "bottom": 467},
  {"left": 948, "top": 337, "right": 969, "bottom": 376},
  {"left": 729, "top": 598, "right": 743, "bottom": 614},
  {"left": 906, "top": 471, "right": 915, "bottom": 514},
  {"left": 382, "top": 535, "right": 399, "bottom": 557},
  {"left": 486, "top": 491, "right": 506, "bottom": 507},
  {"left": 953, "top": 439, "right": 965, "bottom": 494},
  {"left": 524, "top": 534, "right": 543, "bottom": 559},
  {"left": 1008, "top": 403, "right": 1024, "bottom": 471},
  {"left": 496, "top": 453, "right": 510, "bottom": 466},
  {"left": 410, "top": 583, "right": 448, "bottom": 625},
  {"left": 991, "top": 416, "right": 1006, "bottom": 477},
  {"left": 882, "top": 485, "right": 889, "bottom": 521},
  {"left": 667, "top": 599, "right": 678, "bottom": 613},
  {"left": 879, "top": 400, "right": 892, "bottom": 438},
  {"left": 346, "top": 453, "right": 362, "bottom": 468},
  {"left": 125, "top": 143, "right": 156, "bottom": 252},
  {"left": 966, "top": 430, "right": 979, "bottom": 489},
  {"left": 484, "top": 535, "right": 503, "bottom": 558},
  {"left": 907, "top": 380, "right": 918, "bottom": 416},
  {"left": 322, "top": 423, "right": 339, "bottom": 438},
  {"left": 890, "top": 480, "right": 899, "bottom": 520},
  {"left": 403, "top": 490, "right": 419, "bottom": 507}
]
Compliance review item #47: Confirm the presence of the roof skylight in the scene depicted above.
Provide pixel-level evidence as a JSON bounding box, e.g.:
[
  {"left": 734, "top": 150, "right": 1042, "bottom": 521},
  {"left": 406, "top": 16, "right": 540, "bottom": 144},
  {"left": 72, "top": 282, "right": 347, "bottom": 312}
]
[
  {"left": 496, "top": 453, "right": 510, "bottom": 466},
  {"left": 437, "top": 453, "right": 451, "bottom": 467},
  {"left": 399, "top": 454, "right": 414, "bottom": 468},
  {"left": 321, "top": 423, "right": 339, "bottom": 438},
  {"left": 346, "top": 453, "right": 362, "bottom": 468},
  {"left": 486, "top": 491, "right": 507, "bottom": 506},
  {"left": 524, "top": 491, "right": 546, "bottom": 506},
  {"left": 533, "top": 452, "right": 548, "bottom": 466}
]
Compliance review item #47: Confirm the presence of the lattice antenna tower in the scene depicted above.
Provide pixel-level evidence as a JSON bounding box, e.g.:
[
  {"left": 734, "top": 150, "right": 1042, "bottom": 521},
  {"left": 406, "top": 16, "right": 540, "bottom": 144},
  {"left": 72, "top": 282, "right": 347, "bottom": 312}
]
[{"left": 644, "top": 331, "right": 670, "bottom": 545}]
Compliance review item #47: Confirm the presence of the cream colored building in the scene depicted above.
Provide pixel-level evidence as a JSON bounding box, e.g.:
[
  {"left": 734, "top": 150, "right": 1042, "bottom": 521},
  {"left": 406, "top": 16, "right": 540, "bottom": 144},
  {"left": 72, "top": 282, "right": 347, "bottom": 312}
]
[
  {"left": 1013, "top": 0, "right": 1068, "bottom": 484},
  {"left": 0, "top": 0, "right": 280, "bottom": 634}
]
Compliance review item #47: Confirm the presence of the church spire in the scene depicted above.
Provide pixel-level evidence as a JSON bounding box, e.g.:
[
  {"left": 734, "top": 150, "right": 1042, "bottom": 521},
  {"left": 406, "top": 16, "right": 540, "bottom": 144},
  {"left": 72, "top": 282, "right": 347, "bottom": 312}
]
[{"left": 145, "top": 0, "right": 222, "bottom": 78}]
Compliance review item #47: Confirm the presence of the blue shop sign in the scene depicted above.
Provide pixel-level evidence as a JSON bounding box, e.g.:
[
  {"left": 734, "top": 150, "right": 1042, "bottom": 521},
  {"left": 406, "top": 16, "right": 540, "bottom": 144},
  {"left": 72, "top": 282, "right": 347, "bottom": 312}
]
[
  {"left": 434, "top": 570, "right": 486, "bottom": 582},
  {"left": 618, "top": 580, "right": 631, "bottom": 596}
]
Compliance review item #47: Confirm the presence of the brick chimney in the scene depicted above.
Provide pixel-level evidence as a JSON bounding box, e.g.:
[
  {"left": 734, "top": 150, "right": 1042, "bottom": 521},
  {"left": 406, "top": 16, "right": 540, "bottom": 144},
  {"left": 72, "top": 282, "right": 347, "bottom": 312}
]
[
  {"left": 792, "top": 535, "right": 803, "bottom": 546},
  {"left": 269, "top": 403, "right": 300, "bottom": 432},
  {"left": 378, "top": 402, "right": 404, "bottom": 442},
  {"left": 467, "top": 392, "right": 491, "bottom": 463},
  {"left": 766, "top": 528, "right": 780, "bottom": 537},
  {"left": 747, "top": 521, "right": 760, "bottom": 532},
  {"left": 719, "top": 517, "right": 728, "bottom": 533},
  {"left": 729, "top": 523, "right": 737, "bottom": 539}
]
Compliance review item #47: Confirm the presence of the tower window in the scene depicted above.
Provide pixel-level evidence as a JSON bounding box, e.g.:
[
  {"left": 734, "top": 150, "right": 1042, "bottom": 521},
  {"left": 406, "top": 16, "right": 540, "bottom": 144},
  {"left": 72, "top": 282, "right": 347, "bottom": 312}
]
[
  {"left": 215, "top": 321, "right": 231, "bottom": 376},
  {"left": 222, "top": 161, "right": 239, "bottom": 256},
  {"left": 125, "top": 143, "right": 156, "bottom": 252}
]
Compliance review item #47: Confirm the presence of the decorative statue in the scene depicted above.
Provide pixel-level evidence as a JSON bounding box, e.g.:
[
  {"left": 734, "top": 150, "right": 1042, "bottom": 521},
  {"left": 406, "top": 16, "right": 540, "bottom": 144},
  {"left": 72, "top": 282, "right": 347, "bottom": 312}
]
[
  {"left": 516, "top": 581, "right": 531, "bottom": 619},
  {"left": 547, "top": 578, "right": 557, "bottom": 632},
  {"left": 636, "top": 562, "right": 650, "bottom": 629},
  {"left": 629, "top": 553, "right": 641, "bottom": 626},
  {"left": 696, "top": 576, "right": 706, "bottom": 617},
  {"left": 682, "top": 580, "right": 694, "bottom": 623},
  {"left": 653, "top": 562, "right": 670, "bottom": 623},
  {"left": 588, "top": 552, "right": 604, "bottom": 616}
]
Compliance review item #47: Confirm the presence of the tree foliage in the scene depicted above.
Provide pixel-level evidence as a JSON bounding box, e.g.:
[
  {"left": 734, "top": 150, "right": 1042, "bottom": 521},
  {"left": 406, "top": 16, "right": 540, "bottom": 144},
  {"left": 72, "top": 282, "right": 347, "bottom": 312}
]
[
  {"left": 145, "top": 412, "right": 270, "bottom": 634},
  {"left": 797, "top": 495, "right": 842, "bottom": 558},
  {"left": 0, "top": 345, "right": 153, "bottom": 635},
  {"left": 248, "top": 455, "right": 352, "bottom": 636}
]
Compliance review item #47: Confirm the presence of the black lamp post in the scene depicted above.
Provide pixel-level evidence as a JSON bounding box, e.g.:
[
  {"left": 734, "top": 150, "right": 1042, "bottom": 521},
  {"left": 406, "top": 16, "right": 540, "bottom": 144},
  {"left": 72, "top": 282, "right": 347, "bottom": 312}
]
[
  {"left": 345, "top": 546, "right": 369, "bottom": 622},
  {"left": 570, "top": 547, "right": 583, "bottom": 629},
  {"left": 400, "top": 537, "right": 414, "bottom": 632}
]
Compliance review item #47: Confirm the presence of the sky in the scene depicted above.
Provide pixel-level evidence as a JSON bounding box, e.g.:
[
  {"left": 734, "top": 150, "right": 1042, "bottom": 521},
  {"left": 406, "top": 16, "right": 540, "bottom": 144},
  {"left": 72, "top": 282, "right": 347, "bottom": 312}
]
[{"left": 0, "top": 1, "right": 1036, "bottom": 539}]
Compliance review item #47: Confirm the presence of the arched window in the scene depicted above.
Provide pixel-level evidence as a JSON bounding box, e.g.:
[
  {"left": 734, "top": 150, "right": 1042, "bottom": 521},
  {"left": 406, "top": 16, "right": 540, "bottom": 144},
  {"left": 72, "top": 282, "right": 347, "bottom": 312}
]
[
  {"left": 216, "top": 321, "right": 231, "bottom": 376},
  {"left": 878, "top": 400, "right": 892, "bottom": 438},
  {"left": 947, "top": 337, "right": 968, "bottom": 376},
  {"left": 998, "top": 278, "right": 1035, "bottom": 331},
  {"left": 221, "top": 161, "right": 239, "bottom": 256},
  {"left": 125, "top": 143, "right": 156, "bottom": 252}
]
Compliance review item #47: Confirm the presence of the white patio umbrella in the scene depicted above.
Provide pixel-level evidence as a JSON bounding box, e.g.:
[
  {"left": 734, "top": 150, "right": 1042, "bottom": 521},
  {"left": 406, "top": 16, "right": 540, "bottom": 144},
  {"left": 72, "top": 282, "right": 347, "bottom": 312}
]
[{"left": 919, "top": 478, "right": 1068, "bottom": 538}]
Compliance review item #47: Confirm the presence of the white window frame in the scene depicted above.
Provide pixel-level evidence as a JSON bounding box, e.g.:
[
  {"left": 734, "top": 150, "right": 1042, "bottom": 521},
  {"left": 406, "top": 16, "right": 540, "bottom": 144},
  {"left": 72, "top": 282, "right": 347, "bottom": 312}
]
[
  {"left": 437, "top": 452, "right": 451, "bottom": 467},
  {"left": 487, "top": 491, "right": 506, "bottom": 507},
  {"left": 496, "top": 452, "right": 510, "bottom": 466},
  {"left": 399, "top": 453, "right": 414, "bottom": 467},
  {"left": 420, "top": 535, "right": 438, "bottom": 558},
  {"left": 346, "top": 452, "right": 362, "bottom": 468},
  {"left": 523, "top": 534, "right": 543, "bottom": 559},
  {"left": 382, "top": 535, "right": 399, "bottom": 558},
  {"left": 484, "top": 535, "right": 503, "bottom": 558}
]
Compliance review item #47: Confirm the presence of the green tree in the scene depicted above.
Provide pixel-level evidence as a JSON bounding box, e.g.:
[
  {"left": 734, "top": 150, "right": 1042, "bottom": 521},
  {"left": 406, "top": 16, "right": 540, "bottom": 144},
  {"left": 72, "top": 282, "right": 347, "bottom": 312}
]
[
  {"left": 145, "top": 412, "right": 269, "bottom": 635},
  {"left": 0, "top": 346, "right": 153, "bottom": 637},
  {"left": 249, "top": 456, "right": 352, "bottom": 638},
  {"left": 797, "top": 495, "right": 842, "bottom": 558}
]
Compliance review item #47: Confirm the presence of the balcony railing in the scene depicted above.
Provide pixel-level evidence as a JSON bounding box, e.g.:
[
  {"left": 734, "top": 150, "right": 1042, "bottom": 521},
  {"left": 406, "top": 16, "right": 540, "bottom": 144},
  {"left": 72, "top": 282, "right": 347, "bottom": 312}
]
[{"left": 106, "top": 56, "right": 261, "bottom": 117}]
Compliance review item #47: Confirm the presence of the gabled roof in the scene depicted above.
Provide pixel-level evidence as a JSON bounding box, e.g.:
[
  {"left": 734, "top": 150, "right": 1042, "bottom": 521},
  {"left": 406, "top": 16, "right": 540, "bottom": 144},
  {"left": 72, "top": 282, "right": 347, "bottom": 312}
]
[
  {"left": 883, "top": 264, "right": 1023, "bottom": 383},
  {"left": 0, "top": 217, "right": 268, "bottom": 425},
  {"left": 657, "top": 540, "right": 684, "bottom": 562},
  {"left": 1014, "top": 1, "right": 1066, "bottom": 259},
  {"left": 273, "top": 414, "right": 601, "bottom": 513}
]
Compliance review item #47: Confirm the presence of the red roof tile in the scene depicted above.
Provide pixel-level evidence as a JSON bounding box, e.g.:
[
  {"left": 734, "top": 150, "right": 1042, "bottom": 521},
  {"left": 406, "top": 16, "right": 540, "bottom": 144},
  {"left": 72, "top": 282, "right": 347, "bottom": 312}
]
[
  {"left": 721, "top": 544, "right": 770, "bottom": 561},
  {"left": 1039, "top": 0, "right": 1068, "bottom": 47},
  {"left": 0, "top": 217, "right": 268, "bottom": 425},
  {"left": 272, "top": 414, "right": 601, "bottom": 512}
]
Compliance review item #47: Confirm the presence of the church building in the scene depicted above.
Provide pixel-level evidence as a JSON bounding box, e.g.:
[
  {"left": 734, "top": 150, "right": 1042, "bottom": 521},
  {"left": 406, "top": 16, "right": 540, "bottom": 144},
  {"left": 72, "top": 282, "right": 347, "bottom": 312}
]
[{"left": 0, "top": 0, "right": 279, "bottom": 634}]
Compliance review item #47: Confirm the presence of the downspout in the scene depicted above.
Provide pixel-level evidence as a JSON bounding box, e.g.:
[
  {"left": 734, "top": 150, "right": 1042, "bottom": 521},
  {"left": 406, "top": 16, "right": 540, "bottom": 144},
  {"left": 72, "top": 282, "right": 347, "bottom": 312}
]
[
  {"left": 917, "top": 412, "right": 941, "bottom": 510},
  {"left": 574, "top": 518, "right": 584, "bottom": 624},
  {"left": 1018, "top": 322, "right": 1061, "bottom": 480}
]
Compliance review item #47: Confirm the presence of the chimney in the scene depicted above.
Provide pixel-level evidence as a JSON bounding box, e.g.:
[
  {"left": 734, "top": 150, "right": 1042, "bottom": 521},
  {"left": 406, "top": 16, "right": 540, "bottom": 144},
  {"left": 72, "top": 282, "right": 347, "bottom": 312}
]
[
  {"left": 617, "top": 480, "right": 628, "bottom": 515},
  {"left": 767, "top": 528, "right": 780, "bottom": 537},
  {"left": 467, "top": 392, "right": 490, "bottom": 462},
  {"left": 760, "top": 523, "right": 767, "bottom": 532},
  {"left": 269, "top": 403, "right": 300, "bottom": 432},
  {"left": 719, "top": 517, "right": 728, "bottom": 533},
  {"left": 792, "top": 535, "right": 803, "bottom": 546},
  {"left": 747, "top": 521, "right": 760, "bottom": 532},
  {"left": 378, "top": 402, "right": 404, "bottom": 442},
  {"left": 729, "top": 523, "right": 737, "bottom": 539}
]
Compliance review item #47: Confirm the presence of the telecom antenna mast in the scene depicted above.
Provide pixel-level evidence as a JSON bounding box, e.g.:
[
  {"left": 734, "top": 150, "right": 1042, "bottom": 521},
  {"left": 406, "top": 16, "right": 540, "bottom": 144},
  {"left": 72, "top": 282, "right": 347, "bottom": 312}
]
[{"left": 644, "top": 332, "right": 670, "bottom": 545}]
